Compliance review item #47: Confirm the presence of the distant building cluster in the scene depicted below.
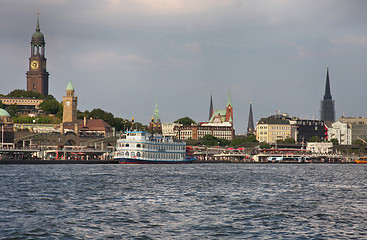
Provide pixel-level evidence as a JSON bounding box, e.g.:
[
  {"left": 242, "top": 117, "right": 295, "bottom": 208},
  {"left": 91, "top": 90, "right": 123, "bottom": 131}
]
[
  {"left": 159, "top": 91, "right": 235, "bottom": 141},
  {"left": 253, "top": 68, "right": 355, "bottom": 146},
  {"left": 155, "top": 65, "right": 364, "bottom": 146}
]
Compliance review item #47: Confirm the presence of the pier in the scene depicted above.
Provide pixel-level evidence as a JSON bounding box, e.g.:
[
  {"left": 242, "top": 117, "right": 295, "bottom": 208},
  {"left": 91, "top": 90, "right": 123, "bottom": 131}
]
[{"left": 193, "top": 146, "right": 352, "bottom": 163}]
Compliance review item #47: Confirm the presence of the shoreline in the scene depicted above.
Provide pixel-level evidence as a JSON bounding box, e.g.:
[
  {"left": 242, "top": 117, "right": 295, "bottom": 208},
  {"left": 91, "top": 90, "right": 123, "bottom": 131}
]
[{"left": 0, "top": 159, "right": 119, "bottom": 164}]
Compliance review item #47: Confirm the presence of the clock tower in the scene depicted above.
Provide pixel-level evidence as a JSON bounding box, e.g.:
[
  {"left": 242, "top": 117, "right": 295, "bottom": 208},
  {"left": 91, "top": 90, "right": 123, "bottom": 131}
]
[
  {"left": 63, "top": 81, "right": 78, "bottom": 124},
  {"left": 26, "top": 10, "right": 49, "bottom": 96}
]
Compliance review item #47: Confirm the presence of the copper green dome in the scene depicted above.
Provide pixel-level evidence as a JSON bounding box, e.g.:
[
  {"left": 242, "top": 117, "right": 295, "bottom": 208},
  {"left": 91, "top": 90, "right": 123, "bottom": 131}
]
[{"left": 0, "top": 109, "right": 11, "bottom": 117}]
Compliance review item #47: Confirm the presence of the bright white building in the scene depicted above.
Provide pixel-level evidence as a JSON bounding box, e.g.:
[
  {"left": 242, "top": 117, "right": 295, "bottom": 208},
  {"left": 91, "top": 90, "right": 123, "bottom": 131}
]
[
  {"left": 327, "top": 121, "right": 352, "bottom": 145},
  {"left": 162, "top": 123, "right": 182, "bottom": 137},
  {"left": 307, "top": 142, "right": 333, "bottom": 154}
]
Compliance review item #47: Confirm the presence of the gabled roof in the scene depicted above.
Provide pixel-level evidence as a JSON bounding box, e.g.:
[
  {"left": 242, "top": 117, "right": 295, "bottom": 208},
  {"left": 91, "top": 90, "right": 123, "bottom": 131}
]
[
  {"left": 209, "top": 110, "right": 226, "bottom": 122},
  {"left": 79, "top": 119, "right": 112, "bottom": 131},
  {"left": 64, "top": 119, "right": 112, "bottom": 132}
]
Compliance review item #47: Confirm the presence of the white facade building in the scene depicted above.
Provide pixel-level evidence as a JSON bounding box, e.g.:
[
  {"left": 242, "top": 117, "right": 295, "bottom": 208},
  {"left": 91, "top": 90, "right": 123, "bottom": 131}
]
[
  {"left": 307, "top": 142, "right": 333, "bottom": 154},
  {"left": 327, "top": 121, "right": 352, "bottom": 145},
  {"left": 162, "top": 123, "right": 182, "bottom": 137}
]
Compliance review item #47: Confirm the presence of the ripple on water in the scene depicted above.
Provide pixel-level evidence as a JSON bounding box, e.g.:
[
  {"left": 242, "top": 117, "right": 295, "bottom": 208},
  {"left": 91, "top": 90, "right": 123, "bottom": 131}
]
[{"left": 1, "top": 164, "right": 367, "bottom": 239}]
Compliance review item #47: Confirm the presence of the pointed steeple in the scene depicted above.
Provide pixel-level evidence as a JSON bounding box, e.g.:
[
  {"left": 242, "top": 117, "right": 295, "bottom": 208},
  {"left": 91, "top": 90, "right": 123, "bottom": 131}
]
[
  {"left": 209, "top": 92, "right": 214, "bottom": 121},
  {"left": 225, "top": 89, "right": 234, "bottom": 124},
  {"left": 247, "top": 101, "right": 254, "bottom": 133},
  {"left": 31, "top": 9, "right": 44, "bottom": 45},
  {"left": 226, "top": 89, "right": 232, "bottom": 107},
  {"left": 66, "top": 80, "right": 74, "bottom": 91},
  {"left": 324, "top": 67, "right": 332, "bottom": 100},
  {"left": 320, "top": 66, "right": 335, "bottom": 121},
  {"left": 36, "top": 9, "right": 40, "bottom": 32},
  {"left": 154, "top": 100, "right": 161, "bottom": 124}
]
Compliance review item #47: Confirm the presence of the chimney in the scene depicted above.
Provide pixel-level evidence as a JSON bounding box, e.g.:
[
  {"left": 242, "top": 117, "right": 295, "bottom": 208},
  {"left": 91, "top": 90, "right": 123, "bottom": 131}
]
[{"left": 84, "top": 117, "right": 87, "bottom": 126}]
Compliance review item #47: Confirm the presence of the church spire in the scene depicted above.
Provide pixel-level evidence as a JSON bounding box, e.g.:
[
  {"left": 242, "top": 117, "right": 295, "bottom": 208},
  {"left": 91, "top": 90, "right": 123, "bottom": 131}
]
[
  {"left": 154, "top": 100, "right": 161, "bottom": 124},
  {"left": 226, "top": 89, "right": 232, "bottom": 107},
  {"left": 208, "top": 92, "right": 214, "bottom": 121},
  {"left": 225, "top": 89, "right": 234, "bottom": 124},
  {"left": 247, "top": 101, "right": 254, "bottom": 134},
  {"left": 320, "top": 66, "right": 335, "bottom": 121},
  {"left": 324, "top": 67, "right": 332, "bottom": 100},
  {"left": 36, "top": 9, "right": 40, "bottom": 32}
]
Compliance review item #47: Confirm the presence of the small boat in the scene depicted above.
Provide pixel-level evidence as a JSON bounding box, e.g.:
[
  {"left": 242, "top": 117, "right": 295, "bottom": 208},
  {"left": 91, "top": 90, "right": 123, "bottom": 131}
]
[
  {"left": 113, "top": 131, "right": 196, "bottom": 164},
  {"left": 355, "top": 157, "right": 367, "bottom": 164}
]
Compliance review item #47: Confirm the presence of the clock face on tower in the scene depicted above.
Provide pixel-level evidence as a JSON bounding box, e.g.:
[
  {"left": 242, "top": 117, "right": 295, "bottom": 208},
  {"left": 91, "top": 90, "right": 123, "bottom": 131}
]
[
  {"left": 31, "top": 60, "right": 39, "bottom": 70},
  {"left": 66, "top": 101, "right": 70, "bottom": 106}
]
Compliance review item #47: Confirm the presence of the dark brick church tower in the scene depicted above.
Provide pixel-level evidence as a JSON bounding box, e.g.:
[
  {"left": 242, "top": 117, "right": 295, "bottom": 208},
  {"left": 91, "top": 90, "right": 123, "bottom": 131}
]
[{"left": 26, "top": 10, "right": 49, "bottom": 96}]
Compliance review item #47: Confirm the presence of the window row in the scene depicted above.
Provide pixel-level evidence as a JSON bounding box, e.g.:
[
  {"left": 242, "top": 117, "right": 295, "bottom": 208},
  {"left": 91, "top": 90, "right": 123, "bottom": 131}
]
[
  {"left": 1, "top": 99, "right": 42, "bottom": 104},
  {"left": 122, "top": 151, "right": 185, "bottom": 160},
  {"left": 118, "top": 143, "right": 184, "bottom": 151}
]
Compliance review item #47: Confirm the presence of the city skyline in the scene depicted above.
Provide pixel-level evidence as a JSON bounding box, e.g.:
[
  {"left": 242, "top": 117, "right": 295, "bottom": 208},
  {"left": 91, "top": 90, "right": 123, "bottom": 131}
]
[{"left": 2, "top": 1, "right": 367, "bottom": 134}]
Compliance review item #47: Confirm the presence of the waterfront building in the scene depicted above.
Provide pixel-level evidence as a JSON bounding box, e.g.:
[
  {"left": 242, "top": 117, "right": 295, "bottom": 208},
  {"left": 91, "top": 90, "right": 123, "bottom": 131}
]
[
  {"left": 307, "top": 142, "right": 333, "bottom": 154},
  {"left": 0, "top": 109, "right": 14, "bottom": 148},
  {"left": 326, "top": 121, "right": 352, "bottom": 145},
  {"left": 78, "top": 117, "right": 114, "bottom": 138},
  {"left": 256, "top": 113, "right": 328, "bottom": 144},
  {"left": 292, "top": 119, "right": 327, "bottom": 143},
  {"left": 339, "top": 117, "right": 367, "bottom": 142},
  {"left": 256, "top": 116, "right": 291, "bottom": 143},
  {"left": 162, "top": 123, "right": 182, "bottom": 137},
  {"left": 247, "top": 101, "right": 254, "bottom": 134},
  {"left": 26, "top": 10, "right": 49, "bottom": 96},
  {"left": 173, "top": 124, "right": 234, "bottom": 141},
  {"left": 320, "top": 67, "right": 335, "bottom": 121},
  {"left": 0, "top": 97, "right": 44, "bottom": 114}
]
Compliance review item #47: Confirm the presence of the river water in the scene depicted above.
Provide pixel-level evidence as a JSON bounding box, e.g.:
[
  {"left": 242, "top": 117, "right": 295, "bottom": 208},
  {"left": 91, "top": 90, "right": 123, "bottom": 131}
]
[{"left": 0, "top": 164, "right": 366, "bottom": 239}]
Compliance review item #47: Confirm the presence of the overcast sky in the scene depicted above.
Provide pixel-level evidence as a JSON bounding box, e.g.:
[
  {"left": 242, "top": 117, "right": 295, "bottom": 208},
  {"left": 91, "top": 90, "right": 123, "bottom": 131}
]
[{"left": 1, "top": 0, "right": 367, "bottom": 134}]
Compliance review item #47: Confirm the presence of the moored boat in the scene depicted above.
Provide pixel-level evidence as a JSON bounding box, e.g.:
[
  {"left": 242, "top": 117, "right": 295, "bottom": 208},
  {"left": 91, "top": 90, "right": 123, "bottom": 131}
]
[
  {"left": 113, "top": 131, "right": 196, "bottom": 164},
  {"left": 355, "top": 157, "right": 367, "bottom": 164}
]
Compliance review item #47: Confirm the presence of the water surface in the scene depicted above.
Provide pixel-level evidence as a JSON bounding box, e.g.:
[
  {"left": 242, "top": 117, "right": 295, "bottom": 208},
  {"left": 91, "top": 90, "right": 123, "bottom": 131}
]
[{"left": 0, "top": 164, "right": 366, "bottom": 239}]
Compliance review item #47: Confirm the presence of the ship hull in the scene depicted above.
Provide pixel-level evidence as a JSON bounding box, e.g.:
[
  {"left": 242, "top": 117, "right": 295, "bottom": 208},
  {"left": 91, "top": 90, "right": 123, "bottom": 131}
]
[{"left": 116, "top": 157, "right": 194, "bottom": 164}]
